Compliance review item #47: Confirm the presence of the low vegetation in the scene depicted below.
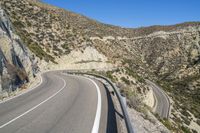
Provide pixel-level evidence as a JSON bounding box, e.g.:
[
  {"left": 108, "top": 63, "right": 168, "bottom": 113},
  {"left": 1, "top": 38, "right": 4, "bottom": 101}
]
[
  {"left": 157, "top": 76, "right": 200, "bottom": 133},
  {"left": 1, "top": 0, "right": 200, "bottom": 132}
]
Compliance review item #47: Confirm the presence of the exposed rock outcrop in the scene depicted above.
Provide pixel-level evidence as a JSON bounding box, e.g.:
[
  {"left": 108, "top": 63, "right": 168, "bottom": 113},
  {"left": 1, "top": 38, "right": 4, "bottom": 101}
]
[{"left": 0, "top": 8, "right": 37, "bottom": 93}]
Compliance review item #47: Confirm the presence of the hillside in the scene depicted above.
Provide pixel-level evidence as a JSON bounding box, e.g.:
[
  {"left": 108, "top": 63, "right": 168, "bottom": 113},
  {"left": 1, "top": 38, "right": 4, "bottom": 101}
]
[{"left": 0, "top": 0, "right": 200, "bottom": 132}]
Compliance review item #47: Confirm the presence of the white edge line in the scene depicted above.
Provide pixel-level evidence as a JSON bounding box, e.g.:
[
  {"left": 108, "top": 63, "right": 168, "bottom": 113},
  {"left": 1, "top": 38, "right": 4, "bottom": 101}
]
[
  {"left": 84, "top": 77, "right": 101, "bottom": 133},
  {"left": 0, "top": 73, "right": 43, "bottom": 105},
  {"left": 0, "top": 76, "right": 66, "bottom": 129},
  {"left": 64, "top": 73, "right": 102, "bottom": 133}
]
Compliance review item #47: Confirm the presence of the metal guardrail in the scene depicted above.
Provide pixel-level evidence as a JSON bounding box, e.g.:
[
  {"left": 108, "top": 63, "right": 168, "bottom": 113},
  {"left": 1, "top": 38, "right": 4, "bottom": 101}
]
[{"left": 64, "top": 70, "right": 134, "bottom": 133}]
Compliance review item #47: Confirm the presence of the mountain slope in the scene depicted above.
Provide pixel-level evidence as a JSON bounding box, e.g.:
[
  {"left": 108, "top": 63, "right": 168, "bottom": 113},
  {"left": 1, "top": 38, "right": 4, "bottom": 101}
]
[{"left": 0, "top": 0, "right": 200, "bottom": 132}]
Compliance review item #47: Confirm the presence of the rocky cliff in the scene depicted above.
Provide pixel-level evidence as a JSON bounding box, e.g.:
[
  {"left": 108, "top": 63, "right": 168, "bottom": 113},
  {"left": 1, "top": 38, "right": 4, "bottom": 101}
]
[{"left": 0, "top": 8, "right": 37, "bottom": 94}]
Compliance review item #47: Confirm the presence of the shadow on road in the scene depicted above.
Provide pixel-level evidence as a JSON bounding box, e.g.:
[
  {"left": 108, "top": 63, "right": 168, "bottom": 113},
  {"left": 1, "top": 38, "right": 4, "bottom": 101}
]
[{"left": 104, "top": 84, "right": 119, "bottom": 133}]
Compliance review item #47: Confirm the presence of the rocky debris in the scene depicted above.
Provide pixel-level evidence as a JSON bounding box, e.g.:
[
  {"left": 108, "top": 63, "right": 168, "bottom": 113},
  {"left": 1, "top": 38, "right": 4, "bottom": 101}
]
[{"left": 128, "top": 108, "right": 170, "bottom": 133}]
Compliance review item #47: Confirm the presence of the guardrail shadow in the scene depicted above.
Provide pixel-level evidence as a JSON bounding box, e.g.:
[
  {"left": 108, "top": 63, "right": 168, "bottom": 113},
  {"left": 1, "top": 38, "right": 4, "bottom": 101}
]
[{"left": 104, "top": 84, "right": 119, "bottom": 133}]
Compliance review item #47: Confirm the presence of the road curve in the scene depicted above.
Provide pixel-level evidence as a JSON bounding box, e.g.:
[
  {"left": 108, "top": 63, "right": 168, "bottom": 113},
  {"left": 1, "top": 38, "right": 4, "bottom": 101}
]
[
  {"left": 0, "top": 71, "right": 118, "bottom": 133},
  {"left": 146, "top": 80, "right": 170, "bottom": 118}
]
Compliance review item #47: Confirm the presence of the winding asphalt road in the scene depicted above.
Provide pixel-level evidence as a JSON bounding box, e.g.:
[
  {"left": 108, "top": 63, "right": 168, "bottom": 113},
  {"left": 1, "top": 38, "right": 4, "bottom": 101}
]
[
  {"left": 0, "top": 71, "right": 119, "bottom": 133},
  {"left": 146, "top": 80, "right": 170, "bottom": 118}
]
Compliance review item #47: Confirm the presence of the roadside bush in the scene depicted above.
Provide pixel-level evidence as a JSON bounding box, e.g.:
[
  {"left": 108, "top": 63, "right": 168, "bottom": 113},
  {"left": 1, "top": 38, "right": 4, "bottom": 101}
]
[
  {"left": 181, "top": 116, "right": 191, "bottom": 126},
  {"left": 161, "top": 118, "right": 175, "bottom": 131},
  {"left": 125, "top": 67, "right": 145, "bottom": 83},
  {"left": 120, "top": 77, "right": 130, "bottom": 85},
  {"left": 106, "top": 71, "right": 115, "bottom": 81},
  {"left": 181, "top": 126, "right": 191, "bottom": 133},
  {"left": 13, "top": 21, "right": 24, "bottom": 28},
  {"left": 61, "top": 43, "right": 71, "bottom": 54}
]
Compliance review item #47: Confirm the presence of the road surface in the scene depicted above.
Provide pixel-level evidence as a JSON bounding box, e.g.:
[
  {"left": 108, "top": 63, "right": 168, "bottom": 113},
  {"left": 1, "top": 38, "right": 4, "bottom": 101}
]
[
  {"left": 146, "top": 80, "right": 170, "bottom": 118},
  {"left": 0, "top": 71, "right": 119, "bottom": 133}
]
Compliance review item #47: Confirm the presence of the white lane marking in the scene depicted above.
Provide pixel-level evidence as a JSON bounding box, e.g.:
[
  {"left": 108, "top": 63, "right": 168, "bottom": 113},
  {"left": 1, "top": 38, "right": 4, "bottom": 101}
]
[
  {"left": 0, "top": 76, "right": 66, "bottom": 129},
  {"left": 60, "top": 73, "right": 102, "bottom": 133},
  {"left": 84, "top": 77, "right": 102, "bottom": 133},
  {"left": 0, "top": 73, "right": 43, "bottom": 105}
]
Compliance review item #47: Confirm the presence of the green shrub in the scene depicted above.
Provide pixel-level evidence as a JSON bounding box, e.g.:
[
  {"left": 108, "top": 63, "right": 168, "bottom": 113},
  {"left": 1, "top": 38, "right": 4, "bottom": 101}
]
[
  {"left": 181, "top": 126, "right": 191, "bottom": 133},
  {"left": 106, "top": 71, "right": 115, "bottom": 81},
  {"left": 125, "top": 67, "right": 144, "bottom": 83},
  {"left": 61, "top": 43, "right": 71, "bottom": 54},
  {"left": 28, "top": 42, "right": 56, "bottom": 63},
  {"left": 13, "top": 21, "right": 24, "bottom": 28},
  {"left": 160, "top": 118, "right": 175, "bottom": 131},
  {"left": 121, "top": 77, "right": 130, "bottom": 85}
]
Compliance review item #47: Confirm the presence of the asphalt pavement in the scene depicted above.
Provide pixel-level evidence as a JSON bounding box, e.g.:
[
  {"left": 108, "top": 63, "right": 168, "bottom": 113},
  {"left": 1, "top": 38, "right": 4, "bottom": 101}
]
[
  {"left": 0, "top": 71, "right": 119, "bottom": 133},
  {"left": 146, "top": 79, "right": 170, "bottom": 118}
]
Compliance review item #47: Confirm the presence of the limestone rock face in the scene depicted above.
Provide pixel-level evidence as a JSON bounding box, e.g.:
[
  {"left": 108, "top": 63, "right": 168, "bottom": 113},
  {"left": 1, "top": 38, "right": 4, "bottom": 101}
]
[{"left": 0, "top": 8, "right": 37, "bottom": 92}]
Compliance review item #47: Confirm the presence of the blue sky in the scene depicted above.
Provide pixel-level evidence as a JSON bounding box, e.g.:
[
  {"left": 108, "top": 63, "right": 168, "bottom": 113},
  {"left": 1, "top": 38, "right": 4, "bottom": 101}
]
[{"left": 42, "top": 0, "right": 200, "bottom": 28}]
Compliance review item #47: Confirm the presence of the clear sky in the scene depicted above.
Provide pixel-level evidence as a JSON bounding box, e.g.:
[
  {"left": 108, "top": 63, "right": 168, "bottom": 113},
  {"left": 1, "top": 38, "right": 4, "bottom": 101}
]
[{"left": 42, "top": 0, "right": 200, "bottom": 28}]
